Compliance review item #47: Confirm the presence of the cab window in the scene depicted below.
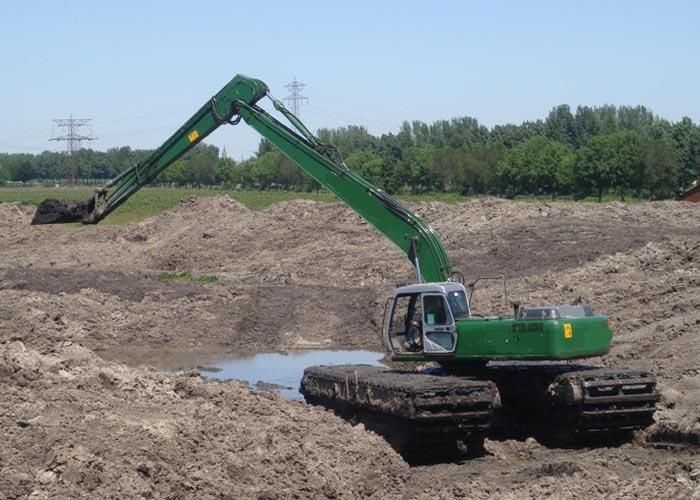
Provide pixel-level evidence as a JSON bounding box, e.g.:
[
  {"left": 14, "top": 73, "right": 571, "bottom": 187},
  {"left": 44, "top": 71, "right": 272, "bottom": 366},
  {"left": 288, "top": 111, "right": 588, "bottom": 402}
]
[
  {"left": 446, "top": 290, "right": 470, "bottom": 319},
  {"left": 423, "top": 295, "right": 449, "bottom": 325}
]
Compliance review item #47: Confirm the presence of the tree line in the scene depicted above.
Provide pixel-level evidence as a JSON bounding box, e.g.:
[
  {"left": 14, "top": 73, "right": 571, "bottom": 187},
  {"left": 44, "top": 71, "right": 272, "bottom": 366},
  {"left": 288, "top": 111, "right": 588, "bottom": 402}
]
[
  {"left": 0, "top": 144, "right": 233, "bottom": 188},
  {"left": 2, "top": 104, "right": 698, "bottom": 200}
]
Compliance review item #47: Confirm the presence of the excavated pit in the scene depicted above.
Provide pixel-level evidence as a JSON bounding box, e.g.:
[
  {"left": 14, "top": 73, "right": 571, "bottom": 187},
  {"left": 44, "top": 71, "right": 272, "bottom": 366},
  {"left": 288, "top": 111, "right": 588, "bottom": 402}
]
[{"left": 1, "top": 196, "right": 699, "bottom": 497}]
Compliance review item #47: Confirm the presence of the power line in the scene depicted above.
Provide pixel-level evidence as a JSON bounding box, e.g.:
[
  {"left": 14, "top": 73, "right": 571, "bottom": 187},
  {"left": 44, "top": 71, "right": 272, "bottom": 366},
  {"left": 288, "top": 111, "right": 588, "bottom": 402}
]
[
  {"left": 283, "top": 77, "right": 308, "bottom": 116},
  {"left": 49, "top": 116, "right": 97, "bottom": 183},
  {"left": 305, "top": 104, "right": 397, "bottom": 128}
]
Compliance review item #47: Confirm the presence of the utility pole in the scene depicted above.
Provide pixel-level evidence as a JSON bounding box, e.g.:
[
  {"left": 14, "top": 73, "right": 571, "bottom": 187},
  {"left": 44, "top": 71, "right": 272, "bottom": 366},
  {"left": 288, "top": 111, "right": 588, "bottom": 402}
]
[
  {"left": 283, "top": 77, "right": 308, "bottom": 116},
  {"left": 50, "top": 116, "right": 97, "bottom": 183}
]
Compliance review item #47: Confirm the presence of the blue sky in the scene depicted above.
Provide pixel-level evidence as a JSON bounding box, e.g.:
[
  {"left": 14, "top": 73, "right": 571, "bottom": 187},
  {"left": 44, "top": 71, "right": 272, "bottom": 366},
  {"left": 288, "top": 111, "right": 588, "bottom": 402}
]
[{"left": 2, "top": 0, "right": 698, "bottom": 159}]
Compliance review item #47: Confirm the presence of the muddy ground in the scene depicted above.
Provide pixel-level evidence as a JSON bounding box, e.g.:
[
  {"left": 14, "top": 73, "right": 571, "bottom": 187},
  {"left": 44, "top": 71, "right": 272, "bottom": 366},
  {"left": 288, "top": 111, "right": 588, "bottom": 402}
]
[{"left": 1, "top": 196, "right": 698, "bottom": 498}]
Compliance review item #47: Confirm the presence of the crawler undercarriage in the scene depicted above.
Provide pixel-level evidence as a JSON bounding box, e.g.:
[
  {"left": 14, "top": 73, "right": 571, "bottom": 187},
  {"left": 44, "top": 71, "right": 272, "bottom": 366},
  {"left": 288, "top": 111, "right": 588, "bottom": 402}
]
[
  {"left": 300, "top": 365, "right": 496, "bottom": 463},
  {"left": 301, "top": 363, "right": 659, "bottom": 462}
]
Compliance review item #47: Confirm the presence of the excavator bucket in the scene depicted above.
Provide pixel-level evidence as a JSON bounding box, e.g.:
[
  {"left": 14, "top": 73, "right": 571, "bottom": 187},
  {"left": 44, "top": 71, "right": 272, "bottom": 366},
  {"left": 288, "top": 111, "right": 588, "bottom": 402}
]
[{"left": 31, "top": 198, "right": 93, "bottom": 225}]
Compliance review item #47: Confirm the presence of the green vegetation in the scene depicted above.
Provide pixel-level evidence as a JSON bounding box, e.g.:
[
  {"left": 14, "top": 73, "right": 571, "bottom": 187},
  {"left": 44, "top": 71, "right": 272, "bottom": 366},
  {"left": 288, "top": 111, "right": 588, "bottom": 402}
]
[
  {"left": 0, "top": 187, "right": 336, "bottom": 224},
  {"left": 155, "top": 271, "right": 219, "bottom": 284},
  {"left": 197, "top": 275, "right": 220, "bottom": 284},
  {"left": 243, "top": 105, "right": 697, "bottom": 200},
  {"left": 156, "top": 271, "right": 194, "bottom": 281},
  {"left": 1, "top": 104, "right": 698, "bottom": 202}
]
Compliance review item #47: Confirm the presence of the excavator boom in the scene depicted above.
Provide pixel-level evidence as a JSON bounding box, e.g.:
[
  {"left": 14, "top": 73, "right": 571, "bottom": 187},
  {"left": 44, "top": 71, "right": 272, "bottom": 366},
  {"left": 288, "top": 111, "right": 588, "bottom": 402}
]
[{"left": 31, "top": 74, "right": 451, "bottom": 283}]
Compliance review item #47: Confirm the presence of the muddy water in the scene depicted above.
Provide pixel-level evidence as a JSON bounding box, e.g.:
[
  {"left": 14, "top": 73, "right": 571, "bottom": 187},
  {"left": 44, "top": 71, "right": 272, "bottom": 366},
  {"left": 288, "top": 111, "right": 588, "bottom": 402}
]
[
  {"left": 205, "top": 350, "right": 385, "bottom": 399},
  {"left": 99, "top": 347, "right": 385, "bottom": 399}
]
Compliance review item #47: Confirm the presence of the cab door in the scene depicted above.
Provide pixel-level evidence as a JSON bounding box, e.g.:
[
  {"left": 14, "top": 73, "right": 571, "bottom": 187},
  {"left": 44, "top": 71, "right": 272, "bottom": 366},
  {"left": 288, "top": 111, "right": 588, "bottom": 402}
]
[{"left": 421, "top": 293, "right": 457, "bottom": 354}]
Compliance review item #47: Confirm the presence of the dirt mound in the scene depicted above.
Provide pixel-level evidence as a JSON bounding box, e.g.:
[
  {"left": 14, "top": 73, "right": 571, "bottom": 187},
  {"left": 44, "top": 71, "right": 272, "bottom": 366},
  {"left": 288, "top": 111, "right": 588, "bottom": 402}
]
[
  {"left": 5, "top": 196, "right": 697, "bottom": 284},
  {"left": 0, "top": 271, "right": 382, "bottom": 356},
  {"left": 0, "top": 202, "right": 39, "bottom": 225},
  {"left": 426, "top": 199, "right": 698, "bottom": 280},
  {"left": 3, "top": 341, "right": 698, "bottom": 499},
  {"left": 1, "top": 196, "right": 699, "bottom": 497},
  {"left": 121, "top": 194, "right": 250, "bottom": 248},
  {"left": 0, "top": 340, "right": 408, "bottom": 498}
]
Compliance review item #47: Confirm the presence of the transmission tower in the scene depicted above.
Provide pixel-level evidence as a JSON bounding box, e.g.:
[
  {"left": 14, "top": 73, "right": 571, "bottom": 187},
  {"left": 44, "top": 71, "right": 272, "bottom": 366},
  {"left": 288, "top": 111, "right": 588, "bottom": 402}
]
[
  {"left": 283, "top": 77, "right": 308, "bottom": 116},
  {"left": 50, "top": 115, "right": 97, "bottom": 183}
]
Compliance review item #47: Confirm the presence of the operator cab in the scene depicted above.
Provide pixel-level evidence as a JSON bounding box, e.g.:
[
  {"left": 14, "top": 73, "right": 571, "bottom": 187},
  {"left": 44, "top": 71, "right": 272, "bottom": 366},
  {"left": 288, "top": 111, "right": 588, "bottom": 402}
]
[{"left": 383, "top": 282, "right": 469, "bottom": 356}]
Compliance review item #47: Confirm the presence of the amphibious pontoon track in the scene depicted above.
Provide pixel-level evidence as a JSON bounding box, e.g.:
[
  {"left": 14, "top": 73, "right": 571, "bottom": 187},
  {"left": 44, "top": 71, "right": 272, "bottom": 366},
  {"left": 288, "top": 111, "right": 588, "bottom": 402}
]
[
  {"left": 481, "top": 364, "right": 659, "bottom": 443},
  {"left": 300, "top": 365, "right": 497, "bottom": 463}
]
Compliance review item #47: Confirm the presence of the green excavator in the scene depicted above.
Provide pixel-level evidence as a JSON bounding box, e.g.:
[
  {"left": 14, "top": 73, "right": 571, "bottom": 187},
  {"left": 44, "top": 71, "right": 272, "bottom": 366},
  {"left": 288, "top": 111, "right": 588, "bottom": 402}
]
[{"left": 32, "top": 75, "right": 659, "bottom": 462}]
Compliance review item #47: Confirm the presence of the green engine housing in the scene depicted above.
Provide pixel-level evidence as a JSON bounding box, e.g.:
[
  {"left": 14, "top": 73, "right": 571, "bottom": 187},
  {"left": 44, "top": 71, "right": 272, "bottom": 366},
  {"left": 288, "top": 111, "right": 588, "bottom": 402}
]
[{"left": 451, "top": 314, "right": 612, "bottom": 360}]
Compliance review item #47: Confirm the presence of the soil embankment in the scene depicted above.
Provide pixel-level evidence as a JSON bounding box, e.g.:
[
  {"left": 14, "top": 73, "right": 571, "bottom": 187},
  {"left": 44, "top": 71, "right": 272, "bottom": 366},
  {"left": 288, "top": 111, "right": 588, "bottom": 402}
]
[{"left": 1, "top": 197, "right": 698, "bottom": 498}]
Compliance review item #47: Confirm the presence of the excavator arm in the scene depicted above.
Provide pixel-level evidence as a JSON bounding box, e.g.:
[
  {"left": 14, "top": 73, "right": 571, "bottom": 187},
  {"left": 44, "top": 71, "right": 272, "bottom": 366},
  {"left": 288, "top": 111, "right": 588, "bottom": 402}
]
[
  {"left": 32, "top": 74, "right": 452, "bottom": 283},
  {"left": 32, "top": 76, "right": 269, "bottom": 224}
]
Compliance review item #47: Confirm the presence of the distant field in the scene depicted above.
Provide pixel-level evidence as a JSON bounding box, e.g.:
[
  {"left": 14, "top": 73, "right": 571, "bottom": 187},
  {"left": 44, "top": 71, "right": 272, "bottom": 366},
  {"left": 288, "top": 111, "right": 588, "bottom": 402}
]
[
  {"left": 2, "top": 187, "right": 470, "bottom": 225},
  {"left": 0, "top": 187, "right": 346, "bottom": 225},
  {"left": 0, "top": 186, "right": 638, "bottom": 225}
]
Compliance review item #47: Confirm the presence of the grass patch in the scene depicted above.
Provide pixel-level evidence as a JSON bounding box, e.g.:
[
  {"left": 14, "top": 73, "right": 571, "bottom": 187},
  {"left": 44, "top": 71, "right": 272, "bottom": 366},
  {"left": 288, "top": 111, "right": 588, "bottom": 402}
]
[
  {"left": 155, "top": 271, "right": 193, "bottom": 281},
  {"left": 154, "top": 271, "right": 219, "bottom": 284},
  {"left": 197, "top": 275, "right": 219, "bottom": 284}
]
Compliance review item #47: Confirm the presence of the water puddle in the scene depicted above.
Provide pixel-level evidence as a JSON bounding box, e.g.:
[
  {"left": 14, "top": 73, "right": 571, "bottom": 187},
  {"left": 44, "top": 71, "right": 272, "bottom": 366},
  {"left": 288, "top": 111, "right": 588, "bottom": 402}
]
[
  {"left": 204, "top": 350, "right": 385, "bottom": 399},
  {"left": 98, "top": 347, "right": 386, "bottom": 399}
]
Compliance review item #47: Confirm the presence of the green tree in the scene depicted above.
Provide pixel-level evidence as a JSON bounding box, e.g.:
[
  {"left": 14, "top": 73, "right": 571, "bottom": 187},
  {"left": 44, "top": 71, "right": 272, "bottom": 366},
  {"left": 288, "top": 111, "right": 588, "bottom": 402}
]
[
  {"left": 158, "top": 158, "right": 186, "bottom": 185},
  {"left": 497, "top": 137, "right": 573, "bottom": 197},
  {"left": 672, "top": 117, "right": 699, "bottom": 189},
  {"left": 6, "top": 154, "right": 35, "bottom": 182},
  {"left": 32, "top": 151, "right": 65, "bottom": 180},
  {"left": 608, "top": 131, "right": 644, "bottom": 200},
  {"left": 649, "top": 119, "right": 674, "bottom": 143},
  {"left": 618, "top": 105, "right": 655, "bottom": 134},
  {"left": 215, "top": 157, "right": 237, "bottom": 186},
  {"left": 411, "top": 121, "right": 431, "bottom": 147},
  {"left": 0, "top": 162, "right": 9, "bottom": 184},
  {"left": 490, "top": 121, "right": 545, "bottom": 148},
  {"left": 454, "top": 144, "right": 503, "bottom": 195},
  {"left": 345, "top": 151, "right": 385, "bottom": 187},
  {"left": 187, "top": 144, "right": 218, "bottom": 187},
  {"left": 257, "top": 139, "right": 274, "bottom": 156},
  {"left": 574, "top": 106, "right": 602, "bottom": 148},
  {"left": 573, "top": 132, "right": 642, "bottom": 201},
  {"left": 636, "top": 139, "right": 679, "bottom": 199},
  {"left": 248, "top": 151, "right": 282, "bottom": 188},
  {"left": 278, "top": 154, "right": 310, "bottom": 190},
  {"left": 594, "top": 105, "right": 619, "bottom": 135},
  {"left": 400, "top": 146, "right": 436, "bottom": 193},
  {"left": 426, "top": 147, "right": 461, "bottom": 192},
  {"left": 575, "top": 136, "right": 613, "bottom": 201},
  {"left": 545, "top": 105, "right": 577, "bottom": 147},
  {"left": 574, "top": 132, "right": 644, "bottom": 201},
  {"left": 316, "top": 125, "right": 378, "bottom": 155}
]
